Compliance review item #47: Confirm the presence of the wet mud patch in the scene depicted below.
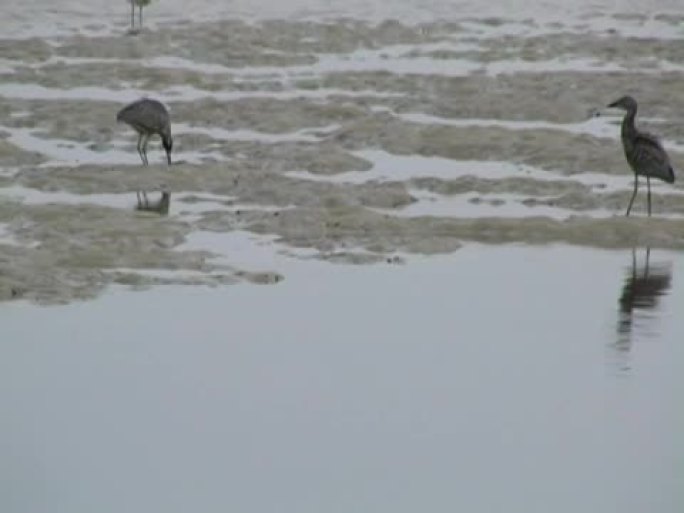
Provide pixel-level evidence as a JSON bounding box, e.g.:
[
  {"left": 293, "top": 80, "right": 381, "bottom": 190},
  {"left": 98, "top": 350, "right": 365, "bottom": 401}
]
[
  {"left": 0, "top": 37, "right": 53, "bottom": 63},
  {"left": 2, "top": 14, "right": 684, "bottom": 304},
  {"left": 0, "top": 200, "right": 283, "bottom": 304},
  {"left": 236, "top": 205, "right": 684, "bottom": 251},
  {"left": 52, "top": 19, "right": 435, "bottom": 62},
  {"left": 330, "top": 114, "right": 644, "bottom": 175},
  {"left": 0, "top": 135, "right": 46, "bottom": 167},
  {"left": 319, "top": 71, "right": 684, "bottom": 124}
]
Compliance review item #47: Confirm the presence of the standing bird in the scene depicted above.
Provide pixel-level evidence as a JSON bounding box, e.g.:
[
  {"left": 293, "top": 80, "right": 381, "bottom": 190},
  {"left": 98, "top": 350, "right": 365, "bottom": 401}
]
[
  {"left": 117, "top": 97, "right": 173, "bottom": 166},
  {"left": 129, "top": 0, "right": 153, "bottom": 31},
  {"left": 608, "top": 95, "right": 675, "bottom": 216}
]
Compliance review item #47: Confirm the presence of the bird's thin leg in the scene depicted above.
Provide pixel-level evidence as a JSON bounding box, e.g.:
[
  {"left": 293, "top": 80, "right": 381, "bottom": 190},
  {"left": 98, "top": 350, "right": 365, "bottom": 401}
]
[
  {"left": 625, "top": 175, "right": 639, "bottom": 217},
  {"left": 136, "top": 133, "right": 146, "bottom": 165},
  {"left": 646, "top": 176, "right": 652, "bottom": 216},
  {"left": 130, "top": 1, "right": 135, "bottom": 28},
  {"left": 137, "top": 133, "right": 149, "bottom": 166},
  {"left": 141, "top": 132, "right": 150, "bottom": 203},
  {"left": 136, "top": 190, "right": 148, "bottom": 206},
  {"left": 644, "top": 247, "right": 651, "bottom": 278},
  {"left": 137, "top": 190, "right": 148, "bottom": 206},
  {"left": 141, "top": 133, "right": 150, "bottom": 166},
  {"left": 139, "top": 5, "right": 143, "bottom": 28}
]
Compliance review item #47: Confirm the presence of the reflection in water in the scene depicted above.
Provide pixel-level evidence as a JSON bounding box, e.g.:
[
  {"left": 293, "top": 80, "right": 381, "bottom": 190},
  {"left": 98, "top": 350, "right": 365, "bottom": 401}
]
[
  {"left": 615, "top": 247, "right": 672, "bottom": 367},
  {"left": 135, "top": 190, "right": 171, "bottom": 215}
]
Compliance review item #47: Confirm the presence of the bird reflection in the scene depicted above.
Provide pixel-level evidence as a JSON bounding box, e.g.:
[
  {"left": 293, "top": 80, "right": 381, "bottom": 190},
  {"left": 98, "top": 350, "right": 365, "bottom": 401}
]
[
  {"left": 135, "top": 190, "right": 170, "bottom": 216},
  {"left": 616, "top": 247, "right": 672, "bottom": 357}
]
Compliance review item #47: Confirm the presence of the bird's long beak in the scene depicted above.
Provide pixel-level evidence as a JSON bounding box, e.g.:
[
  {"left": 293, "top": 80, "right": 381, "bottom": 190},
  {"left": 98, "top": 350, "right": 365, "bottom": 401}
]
[{"left": 607, "top": 100, "right": 618, "bottom": 108}]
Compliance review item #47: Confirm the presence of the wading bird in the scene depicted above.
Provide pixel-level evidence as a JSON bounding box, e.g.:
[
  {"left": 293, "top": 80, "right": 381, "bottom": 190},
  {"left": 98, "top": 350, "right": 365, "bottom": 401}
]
[
  {"left": 129, "top": 0, "right": 153, "bottom": 31},
  {"left": 608, "top": 95, "right": 675, "bottom": 216},
  {"left": 117, "top": 97, "right": 172, "bottom": 203},
  {"left": 117, "top": 97, "right": 173, "bottom": 166}
]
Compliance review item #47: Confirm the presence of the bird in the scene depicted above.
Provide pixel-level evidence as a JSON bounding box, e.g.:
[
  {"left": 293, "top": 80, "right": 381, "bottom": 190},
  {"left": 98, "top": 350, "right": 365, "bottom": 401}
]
[
  {"left": 117, "top": 97, "right": 173, "bottom": 166},
  {"left": 129, "top": 0, "right": 153, "bottom": 31},
  {"left": 608, "top": 95, "right": 675, "bottom": 216}
]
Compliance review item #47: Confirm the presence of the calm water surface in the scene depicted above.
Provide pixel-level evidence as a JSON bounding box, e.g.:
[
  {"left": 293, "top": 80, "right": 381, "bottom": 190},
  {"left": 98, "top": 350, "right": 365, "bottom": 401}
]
[
  {"left": 1, "top": 245, "right": 682, "bottom": 513},
  {"left": 2, "top": 1, "right": 683, "bottom": 511}
]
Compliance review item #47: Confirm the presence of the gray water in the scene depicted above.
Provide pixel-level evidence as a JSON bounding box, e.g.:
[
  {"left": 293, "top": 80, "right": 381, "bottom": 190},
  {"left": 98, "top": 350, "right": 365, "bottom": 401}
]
[
  {"left": 2, "top": 1, "right": 684, "bottom": 511},
  {"left": 1, "top": 245, "right": 682, "bottom": 513}
]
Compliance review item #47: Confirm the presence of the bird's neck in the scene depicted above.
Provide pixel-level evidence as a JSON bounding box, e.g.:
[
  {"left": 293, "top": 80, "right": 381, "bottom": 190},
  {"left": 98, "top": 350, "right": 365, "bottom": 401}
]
[
  {"left": 621, "top": 108, "right": 637, "bottom": 140},
  {"left": 161, "top": 129, "right": 172, "bottom": 145}
]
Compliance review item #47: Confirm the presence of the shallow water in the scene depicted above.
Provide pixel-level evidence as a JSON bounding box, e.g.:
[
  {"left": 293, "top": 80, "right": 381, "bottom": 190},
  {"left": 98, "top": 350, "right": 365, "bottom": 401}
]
[
  {"left": 1, "top": 3, "right": 683, "bottom": 511},
  {"left": 1, "top": 244, "right": 682, "bottom": 513}
]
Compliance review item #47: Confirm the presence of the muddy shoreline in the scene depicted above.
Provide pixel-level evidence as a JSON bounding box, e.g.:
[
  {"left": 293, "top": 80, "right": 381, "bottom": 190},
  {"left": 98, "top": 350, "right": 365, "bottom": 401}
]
[{"left": 2, "top": 16, "right": 684, "bottom": 304}]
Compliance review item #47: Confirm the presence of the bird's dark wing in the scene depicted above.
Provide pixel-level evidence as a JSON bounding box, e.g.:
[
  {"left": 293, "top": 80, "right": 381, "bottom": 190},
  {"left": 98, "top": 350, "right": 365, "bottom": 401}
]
[
  {"left": 633, "top": 131, "right": 675, "bottom": 183},
  {"left": 116, "top": 98, "right": 145, "bottom": 123},
  {"left": 116, "top": 98, "right": 170, "bottom": 134}
]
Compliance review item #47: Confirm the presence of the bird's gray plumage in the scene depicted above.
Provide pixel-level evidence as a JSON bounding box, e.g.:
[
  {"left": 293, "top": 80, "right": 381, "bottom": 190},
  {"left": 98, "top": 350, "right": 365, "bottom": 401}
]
[
  {"left": 608, "top": 95, "right": 675, "bottom": 216},
  {"left": 117, "top": 97, "right": 173, "bottom": 166}
]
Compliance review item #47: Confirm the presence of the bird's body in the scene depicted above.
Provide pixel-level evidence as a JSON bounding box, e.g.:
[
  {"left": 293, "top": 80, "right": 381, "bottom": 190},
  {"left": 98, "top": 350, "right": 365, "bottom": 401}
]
[
  {"left": 117, "top": 97, "right": 173, "bottom": 166},
  {"left": 608, "top": 95, "right": 675, "bottom": 216}
]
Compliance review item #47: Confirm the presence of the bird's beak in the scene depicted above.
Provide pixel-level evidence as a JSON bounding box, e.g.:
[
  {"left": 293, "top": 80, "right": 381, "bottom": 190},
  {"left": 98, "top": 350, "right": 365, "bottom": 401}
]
[{"left": 607, "top": 100, "right": 618, "bottom": 108}]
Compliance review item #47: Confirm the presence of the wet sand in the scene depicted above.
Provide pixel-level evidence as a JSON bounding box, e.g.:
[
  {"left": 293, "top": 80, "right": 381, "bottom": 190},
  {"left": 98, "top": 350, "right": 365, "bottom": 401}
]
[{"left": 2, "top": 10, "right": 684, "bottom": 302}]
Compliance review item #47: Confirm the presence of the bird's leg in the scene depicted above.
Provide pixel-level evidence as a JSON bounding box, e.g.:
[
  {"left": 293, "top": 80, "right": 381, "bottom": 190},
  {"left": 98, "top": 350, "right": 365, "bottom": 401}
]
[
  {"left": 136, "top": 190, "right": 149, "bottom": 206},
  {"left": 141, "top": 133, "right": 150, "bottom": 203},
  {"left": 141, "top": 133, "right": 150, "bottom": 166},
  {"left": 625, "top": 175, "right": 639, "bottom": 217},
  {"left": 136, "top": 190, "right": 148, "bottom": 206},
  {"left": 136, "top": 133, "right": 147, "bottom": 165},
  {"left": 136, "top": 133, "right": 148, "bottom": 201},
  {"left": 137, "top": 133, "right": 149, "bottom": 166},
  {"left": 139, "top": 5, "right": 143, "bottom": 28},
  {"left": 646, "top": 176, "right": 652, "bottom": 217},
  {"left": 130, "top": 1, "right": 135, "bottom": 29}
]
